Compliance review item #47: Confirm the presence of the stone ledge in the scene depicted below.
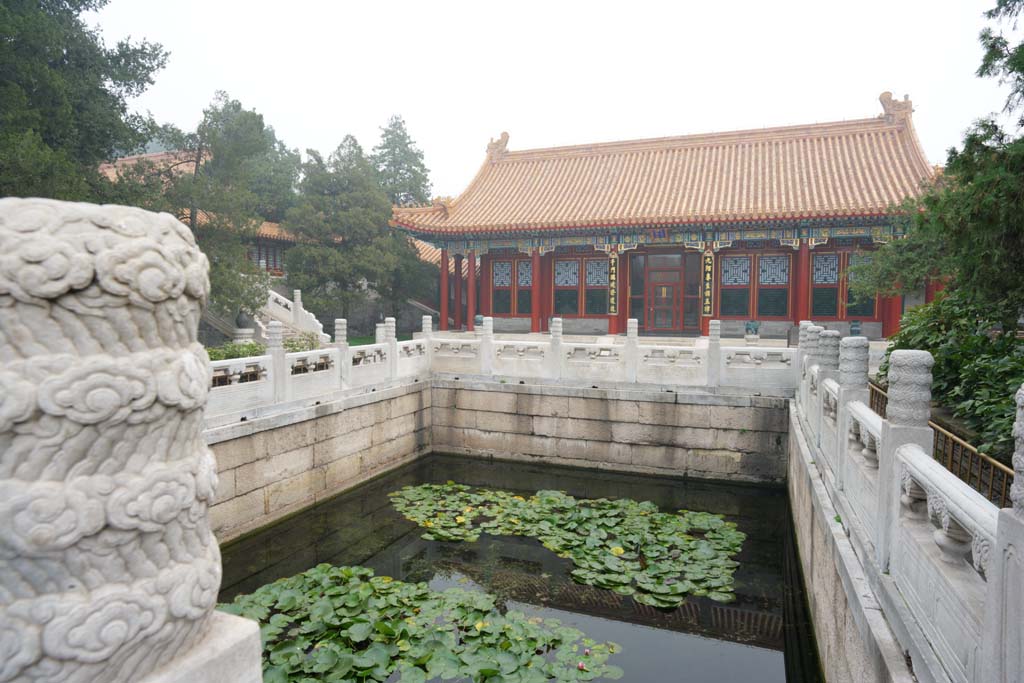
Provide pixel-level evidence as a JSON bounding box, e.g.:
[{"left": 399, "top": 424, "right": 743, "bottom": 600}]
[
  {"left": 788, "top": 407, "right": 915, "bottom": 683},
  {"left": 137, "top": 611, "right": 262, "bottom": 683}
]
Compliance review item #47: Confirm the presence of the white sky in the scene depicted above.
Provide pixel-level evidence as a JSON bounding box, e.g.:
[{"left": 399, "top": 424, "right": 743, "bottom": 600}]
[{"left": 89, "top": 0, "right": 1015, "bottom": 198}]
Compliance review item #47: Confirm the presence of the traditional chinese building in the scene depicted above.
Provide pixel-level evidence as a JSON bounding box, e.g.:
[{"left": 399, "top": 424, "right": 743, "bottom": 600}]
[{"left": 392, "top": 92, "right": 935, "bottom": 338}]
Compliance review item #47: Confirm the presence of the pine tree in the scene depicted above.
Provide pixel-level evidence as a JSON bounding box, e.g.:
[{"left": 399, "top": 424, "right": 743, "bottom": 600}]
[{"left": 371, "top": 115, "right": 432, "bottom": 206}]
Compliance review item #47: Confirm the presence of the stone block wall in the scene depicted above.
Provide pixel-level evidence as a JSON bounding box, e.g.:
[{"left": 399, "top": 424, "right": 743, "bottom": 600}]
[
  {"left": 432, "top": 380, "right": 789, "bottom": 483},
  {"left": 207, "top": 383, "right": 431, "bottom": 541}
]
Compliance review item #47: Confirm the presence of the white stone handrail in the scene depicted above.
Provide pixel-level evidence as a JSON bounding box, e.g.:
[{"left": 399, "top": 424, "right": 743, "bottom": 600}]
[
  {"left": 897, "top": 442, "right": 999, "bottom": 575},
  {"left": 793, "top": 329, "right": 1024, "bottom": 683}
]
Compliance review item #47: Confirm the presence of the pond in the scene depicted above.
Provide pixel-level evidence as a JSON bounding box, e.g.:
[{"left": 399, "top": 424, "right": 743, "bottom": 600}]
[{"left": 220, "top": 454, "right": 821, "bottom": 682}]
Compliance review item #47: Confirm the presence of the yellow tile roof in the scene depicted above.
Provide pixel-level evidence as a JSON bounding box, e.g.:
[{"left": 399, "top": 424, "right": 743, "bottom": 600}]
[{"left": 393, "top": 92, "right": 934, "bottom": 236}]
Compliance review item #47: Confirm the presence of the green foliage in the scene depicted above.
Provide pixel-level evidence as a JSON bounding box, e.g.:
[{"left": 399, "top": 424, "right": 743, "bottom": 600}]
[
  {"left": 849, "top": 0, "right": 1024, "bottom": 310},
  {"left": 283, "top": 332, "right": 321, "bottom": 353},
  {"left": 220, "top": 564, "right": 623, "bottom": 683},
  {"left": 879, "top": 289, "right": 1024, "bottom": 462},
  {"left": 206, "top": 341, "right": 266, "bottom": 361},
  {"left": 284, "top": 137, "right": 395, "bottom": 322},
  {"left": 371, "top": 115, "right": 432, "bottom": 206},
  {"left": 0, "top": 0, "right": 167, "bottom": 199},
  {"left": 390, "top": 483, "right": 745, "bottom": 608}
]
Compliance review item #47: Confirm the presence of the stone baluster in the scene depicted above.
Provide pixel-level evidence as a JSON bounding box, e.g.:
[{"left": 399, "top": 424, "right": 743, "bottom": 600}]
[
  {"left": 375, "top": 322, "right": 386, "bottom": 344},
  {"left": 422, "top": 315, "right": 433, "bottom": 339},
  {"left": 875, "top": 349, "right": 935, "bottom": 570},
  {"left": 982, "top": 384, "right": 1024, "bottom": 682},
  {"left": 899, "top": 469, "right": 929, "bottom": 519},
  {"left": 293, "top": 288, "right": 303, "bottom": 312},
  {"left": 479, "top": 316, "right": 494, "bottom": 375},
  {"left": 927, "top": 496, "right": 972, "bottom": 565},
  {"left": 334, "top": 319, "right": 350, "bottom": 388},
  {"left": 385, "top": 317, "right": 398, "bottom": 379},
  {"left": 549, "top": 318, "right": 563, "bottom": 379},
  {"left": 267, "top": 320, "right": 288, "bottom": 403},
  {"left": 805, "top": 325, "right": 824, "bottom": 370},
  {"left": 625, "top": 318, "right": 639, "bottom": 383},
  {"left": 707, "top": 319, "right": 722, "bottom": 388},
  {"left": 0, "top": 198, "right": 260, "bottom": 683}
]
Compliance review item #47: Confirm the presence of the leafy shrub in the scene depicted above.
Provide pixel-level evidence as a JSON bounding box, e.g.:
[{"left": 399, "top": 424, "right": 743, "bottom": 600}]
[
  {"left": 206, "top": 341, "right": 266, "bottom": 361},
  {"left": 283, "top": 331, "right": 321, "bottom": 353},
  {"left": 880, "top": 290, "right": 1024, "bottom": 463}
]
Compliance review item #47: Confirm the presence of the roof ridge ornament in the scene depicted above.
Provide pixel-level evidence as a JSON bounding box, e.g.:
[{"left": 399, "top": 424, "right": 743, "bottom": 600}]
[
  {"left": 486, "top": 132, "right": 510, "bottom": 162},
  {"left": 879, "top": 91, "right": 913, "bottom": 124},
  {"left": 431, "top": 197, "right": 452, "bottom": 218}
]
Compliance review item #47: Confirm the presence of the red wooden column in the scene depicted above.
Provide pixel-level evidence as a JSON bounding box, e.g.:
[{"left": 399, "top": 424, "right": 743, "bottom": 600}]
[
  {"left": 466, "top": 250, "right": 477, "bottom": 332},
  {"left": 479, "top": 253, "right": 491, "bottom": 315},
  {"left": 881, "top": 295, "right": 902, "bottom": 338},
  {"left": 925, "top": 276, "right": 946, "bottom": 303},
  {"left": 617, "top": 252, "right": 630, "bottom": 332},
  {"left": 536, "top": 250, "right": 544, "bottom": 335},
  {"left": 439, "top": 249, "right": 450, "bottom": 331},
  {"left": 453, "top": 254, "right": 464, "bottom": 329},
  {"left": 794, "top": 239, "right": 810, "bottom": 323}
]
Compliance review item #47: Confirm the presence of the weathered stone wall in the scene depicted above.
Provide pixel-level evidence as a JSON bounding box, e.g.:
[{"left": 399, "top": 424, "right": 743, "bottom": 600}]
[
  {"left": 207, "top": 382, "right": 431, "bottom": 541},
  {"left": 787, "top": 409, "right": 915, "bottom": 683},
  {"left": 432, "top": 380, "right": 789, "bottom": 483}
]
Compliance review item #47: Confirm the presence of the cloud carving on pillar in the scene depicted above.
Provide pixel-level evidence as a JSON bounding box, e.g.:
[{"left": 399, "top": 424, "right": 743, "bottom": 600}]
[{"left": 0, "top": 198, "right": 220, "bottom": 683}]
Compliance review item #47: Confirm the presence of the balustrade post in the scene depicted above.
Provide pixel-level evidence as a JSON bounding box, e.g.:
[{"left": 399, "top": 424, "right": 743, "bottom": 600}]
[
  {"left": 836, "top": 336, "right": 870, "bottom": 490},
  {"left": 375, "top": 322, "right": 386, "bottom": 344},
  {"left": 796, "top": 321, "right": 812, "bottom": 412},
  {"left": 813, "top": 330, "right": 841, "bottom": 446},
  {"left": 334, "top": 318, "right": 350, "bottom": 388},
  {"left": 801, "top": 325, "right": 823, "bottom": 422},
  {"left": 422, "top": 315, "right": 433, "bottom": 339},
  {"left": 385, "top": 317, "right": 398, "bottom": 380},
  {"left": 479, "top": 316, "right": 494, "bottom": 375},
  {"left": 625, "top": 318, "right": 639, "bottom": 383},
  {"left": 267, "top": 320, "right": 288, "bottom": 403},
  {"left": 549, "top": 318, "right": 563, "bottom": 379},
  {"left": 982, "top": 384, "right": 1024, "bottom": 683},
  {"left": 0, "top": 198, "right": 261, "bottom": 682},
  {"left": 876, "top": 350, "right": 934, "bottom": 570},
  {"left": 707, "top": 319, "right": 721, "bottom": 388}
]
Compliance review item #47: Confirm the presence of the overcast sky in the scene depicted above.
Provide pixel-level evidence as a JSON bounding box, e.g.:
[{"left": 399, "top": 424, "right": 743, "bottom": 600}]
[{"left": 89, "top": 0, "right": 1015, "bottom": 198}]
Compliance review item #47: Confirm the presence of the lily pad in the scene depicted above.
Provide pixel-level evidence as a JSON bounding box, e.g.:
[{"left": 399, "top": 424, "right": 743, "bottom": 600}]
[{"left": 390, "top": 483, "right": 746, "bottom": 609}]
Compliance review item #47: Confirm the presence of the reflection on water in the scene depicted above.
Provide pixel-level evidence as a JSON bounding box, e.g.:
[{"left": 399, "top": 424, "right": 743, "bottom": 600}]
[{"left": 220, "top": 453, "right": 821, "bottom": 682}]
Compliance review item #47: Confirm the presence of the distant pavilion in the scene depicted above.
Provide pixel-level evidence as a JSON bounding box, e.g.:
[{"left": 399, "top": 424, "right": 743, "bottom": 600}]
[{"left": 392, "top": 92, "right": 936, "bottom": 338}]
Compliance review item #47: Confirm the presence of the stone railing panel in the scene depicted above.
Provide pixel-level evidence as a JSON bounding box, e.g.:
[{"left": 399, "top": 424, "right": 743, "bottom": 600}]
[
  {"left": 285, "top": 348, "right": 341, "bottom": 400},
  {"left": 430, "top": 338, "right": 482, "bottom": 376},
  {"left": 636, "top": 345, "right": 706, "bottom": 385}
]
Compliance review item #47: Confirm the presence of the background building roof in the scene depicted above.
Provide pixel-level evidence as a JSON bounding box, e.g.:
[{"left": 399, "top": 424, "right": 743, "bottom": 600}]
[{"left": 393, "top": 92, "right": 934, "bottom": 237}]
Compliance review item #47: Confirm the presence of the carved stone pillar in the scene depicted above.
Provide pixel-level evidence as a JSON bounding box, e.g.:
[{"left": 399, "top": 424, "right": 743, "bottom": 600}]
[
  {"left": 982, "top": 384, "right": 1024, "bottom": 682},
  {"left": 818, "top": 330, "right": 840, "bottom": 374},
  {"left": 887, "top": 350, "right": 933, "bottom": 427},
  {"left": 0, "top": 199, "right": 260, "bottom": 682},
  {"left": 838, "top": 336, "right": 869, "bottom": 391}
]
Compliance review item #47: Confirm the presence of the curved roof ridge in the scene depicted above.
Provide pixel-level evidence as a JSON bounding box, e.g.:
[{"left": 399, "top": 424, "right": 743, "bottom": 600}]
[{"left": 500, "top": 116, "right": 898, "bottom": 160}]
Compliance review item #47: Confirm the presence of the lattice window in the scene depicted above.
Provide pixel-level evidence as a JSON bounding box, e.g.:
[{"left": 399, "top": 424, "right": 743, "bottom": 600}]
[
  {"left": 721, "top": 256, "right": 751, "bottom": 286},
  {"left": 813, "top": 253, "right": 839, "bottom": 284},
  {"left": 517, "top": 260, "right": 532, "bottom": 287},
  {"left": 555, "top": 260, "right": 579, "bottom": 287},
  {"left": 586, "top": 259, "right": 609, "bottom": 286},
  {"left": 492, "top": 261, "right": 512, "bottom": 287},
  {"left": 759, "top": 255, "right": 789, "bottom": 285}
]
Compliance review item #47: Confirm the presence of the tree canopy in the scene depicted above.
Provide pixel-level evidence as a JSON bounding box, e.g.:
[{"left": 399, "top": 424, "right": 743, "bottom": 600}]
[
  {"left": 284, "top": 132, "right": 435, "bottom": 324},
  {"left": 371, "top": 115, "right": 432, "bottom": 206},
  {"left": 0, "top": 0, "right": 167, "bottom": 199},
  {"left": 849, "top": 0, "right": 1024, "bottom": 327}
]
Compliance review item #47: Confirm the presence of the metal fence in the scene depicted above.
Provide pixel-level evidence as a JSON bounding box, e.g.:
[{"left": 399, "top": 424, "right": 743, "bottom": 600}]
[{"left": 868, "top": 381, "right": 1013, "bottom": 508}]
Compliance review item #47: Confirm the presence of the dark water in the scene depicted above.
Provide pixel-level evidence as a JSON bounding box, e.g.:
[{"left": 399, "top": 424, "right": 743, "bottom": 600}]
[{"left": 220, "top": 454, "right": 821, "bottom": 682}]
